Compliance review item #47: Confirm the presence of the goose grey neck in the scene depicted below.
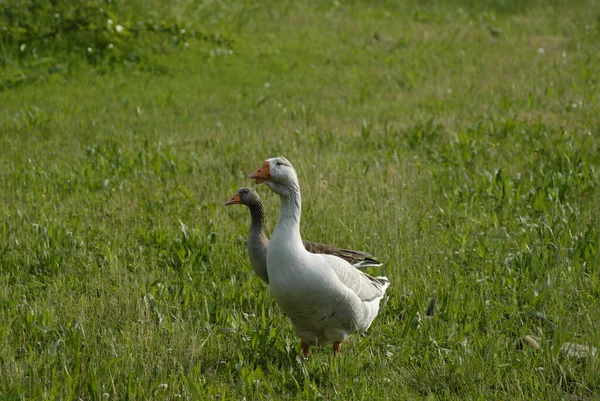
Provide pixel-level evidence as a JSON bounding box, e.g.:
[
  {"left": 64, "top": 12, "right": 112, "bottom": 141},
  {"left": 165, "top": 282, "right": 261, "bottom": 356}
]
[{"left": 247, "top": 200, "right": 266, "bottom": 235}]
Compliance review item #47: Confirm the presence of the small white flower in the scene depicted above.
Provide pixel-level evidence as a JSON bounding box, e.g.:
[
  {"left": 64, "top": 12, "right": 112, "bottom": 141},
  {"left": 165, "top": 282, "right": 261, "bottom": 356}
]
[
  {"left": 107, "top": 19, "right": 113, "bottom": 25},
  {"left": 115, "top": 25, "right": 124, "bottom": 33},
  {"left": 87, "top": 47, "right": 93, "bottom": 53},
  {"left": 180, "top": 28, "right": 186, "bottom": 34},
  {"left": 537, "top": 47, "right": 545, "bottom": 55},
  {"left": 159, "top": 383, "right": 168, "bottom": 390},
  {"left": 108, "top": 43, "right": 114, "bottom": 49},
  {"left": 184, "top": 42, "right": 190, "bottom": 48},
  {"left": 20, "top": 44, "right": 26, "bottom": 52},
  {"left": 54, "top": 13, "right": 60, "bottom": 18}
]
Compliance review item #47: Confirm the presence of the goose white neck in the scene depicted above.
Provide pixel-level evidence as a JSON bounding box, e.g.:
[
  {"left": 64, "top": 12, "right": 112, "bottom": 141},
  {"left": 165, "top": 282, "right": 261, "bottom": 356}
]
[{"left": 273, "top": 180, "right": 303, "bottom": 243}]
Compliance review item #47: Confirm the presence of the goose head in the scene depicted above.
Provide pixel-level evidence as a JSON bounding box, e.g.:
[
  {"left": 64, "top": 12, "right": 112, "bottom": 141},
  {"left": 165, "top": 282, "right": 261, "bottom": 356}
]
[
  {"left": 225, "top": 187, "right": 261, "bottom": 207},
  {"left": 249, "top": 157, "right": 298, "bottom": 196}
]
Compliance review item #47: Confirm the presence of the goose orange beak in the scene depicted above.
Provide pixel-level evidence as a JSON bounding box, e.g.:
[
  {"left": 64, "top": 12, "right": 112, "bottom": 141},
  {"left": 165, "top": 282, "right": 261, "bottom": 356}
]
[
  {"left": 249, "top": 161, "right": 270, "bottom": 184},
  {"left": 225, "top": 193, "right": 241, "bottom": 206}
]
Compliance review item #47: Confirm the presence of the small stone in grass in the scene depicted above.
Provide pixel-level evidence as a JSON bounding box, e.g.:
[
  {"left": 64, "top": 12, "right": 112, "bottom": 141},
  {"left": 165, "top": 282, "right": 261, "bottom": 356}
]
[
  {"left": 560, "top": 342, "right": 598, "bottom": 360},
  {"left": 522, "top": 335, "right": 541, "bottom": 351}
]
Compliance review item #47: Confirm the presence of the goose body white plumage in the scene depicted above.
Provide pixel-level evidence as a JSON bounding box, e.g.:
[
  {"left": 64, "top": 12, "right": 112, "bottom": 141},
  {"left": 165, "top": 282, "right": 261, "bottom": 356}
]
[
  {"left": 249, "top": 157, "right": 389, "bottom": 355},
  {"left": 269, "top": 250, "right": 388, "bottom": 346}
]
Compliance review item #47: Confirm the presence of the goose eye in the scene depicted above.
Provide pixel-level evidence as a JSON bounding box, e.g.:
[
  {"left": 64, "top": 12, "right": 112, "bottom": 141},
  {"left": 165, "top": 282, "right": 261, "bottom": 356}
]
[{"left": 276, "top": 161, "right": 282, "bottom": 166}]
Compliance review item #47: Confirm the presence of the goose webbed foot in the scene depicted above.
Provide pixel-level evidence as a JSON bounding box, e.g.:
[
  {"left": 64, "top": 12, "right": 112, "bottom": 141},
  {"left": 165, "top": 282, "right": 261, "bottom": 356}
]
[
  {"left": 301, "top": 342, "right": 310, "bottom": 360},
  {"left": 333, "top": 341, "right": 341, "bottom": 355}
]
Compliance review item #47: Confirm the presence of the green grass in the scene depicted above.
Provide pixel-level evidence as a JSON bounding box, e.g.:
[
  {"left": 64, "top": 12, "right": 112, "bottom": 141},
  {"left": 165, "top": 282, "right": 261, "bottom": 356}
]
[{"left": 1, "top": 0, "right": 600, "bottom": 399}]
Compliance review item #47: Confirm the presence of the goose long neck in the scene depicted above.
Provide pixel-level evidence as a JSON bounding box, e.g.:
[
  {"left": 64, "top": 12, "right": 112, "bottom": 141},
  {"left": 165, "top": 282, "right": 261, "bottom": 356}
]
[
  {"left": 275, "top": 181, "right": 302, "bottom": 242},
  {"left": 248, "top": 201, "right": 266, "bottom": 236}
]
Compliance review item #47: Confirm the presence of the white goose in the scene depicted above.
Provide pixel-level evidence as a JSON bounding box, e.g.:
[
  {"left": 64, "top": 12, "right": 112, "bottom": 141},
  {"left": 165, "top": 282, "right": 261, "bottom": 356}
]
[
  {"left": 225, "top": 187, "right": 382, "bottom": 284},
  {"left": 249, "top": 157, "right": 390, "bottom": 358}
]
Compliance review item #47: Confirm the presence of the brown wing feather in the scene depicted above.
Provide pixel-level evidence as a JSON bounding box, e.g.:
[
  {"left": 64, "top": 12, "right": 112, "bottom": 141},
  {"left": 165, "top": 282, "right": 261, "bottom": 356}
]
[{"left": 302, "top": 240, "right": 381, "bottom": 266}]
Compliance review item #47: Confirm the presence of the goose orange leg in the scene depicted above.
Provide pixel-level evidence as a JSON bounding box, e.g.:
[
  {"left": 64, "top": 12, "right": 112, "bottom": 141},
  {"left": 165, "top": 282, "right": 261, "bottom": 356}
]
[
  {"left": 302, "top": 342, "right": 310, "bottom": 359},
  {"left": 333, "top": 341, "right": 342, "bottom": 355}
]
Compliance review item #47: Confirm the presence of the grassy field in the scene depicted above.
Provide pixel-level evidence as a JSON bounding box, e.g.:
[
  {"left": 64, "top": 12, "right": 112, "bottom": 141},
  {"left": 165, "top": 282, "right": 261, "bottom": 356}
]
[{"left": 1, "top": 0, "right": 600, "bottom": 399}]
